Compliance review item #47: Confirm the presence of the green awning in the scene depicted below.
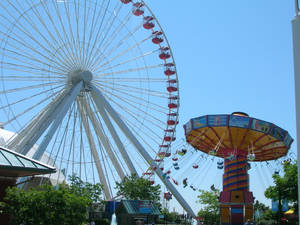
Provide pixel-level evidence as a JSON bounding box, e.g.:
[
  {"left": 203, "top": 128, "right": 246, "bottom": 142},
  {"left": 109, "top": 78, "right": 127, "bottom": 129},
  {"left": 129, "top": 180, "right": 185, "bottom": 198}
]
[
  {"left": 0, "top": 146, "right": 56, "bottom": 177},
  {"left": 122, "top": 200, "right": 161, "bottom": 215}
]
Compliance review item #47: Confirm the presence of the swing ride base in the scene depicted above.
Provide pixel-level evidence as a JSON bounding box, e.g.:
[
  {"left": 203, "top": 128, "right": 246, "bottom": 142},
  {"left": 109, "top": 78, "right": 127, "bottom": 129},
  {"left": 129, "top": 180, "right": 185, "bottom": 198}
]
[
  {"left": 219, "top": 156, "right": 254, "bottom": 225},
  {"left": 219, "top": 190, "right": 254, "bottom": 225}
]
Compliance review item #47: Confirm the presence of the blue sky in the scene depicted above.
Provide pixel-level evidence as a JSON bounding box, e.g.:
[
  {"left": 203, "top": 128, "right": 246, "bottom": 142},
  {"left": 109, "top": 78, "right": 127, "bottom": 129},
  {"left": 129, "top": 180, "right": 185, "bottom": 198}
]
[{"left": 144, "top": 0, "right": 297, "bottom": 213}]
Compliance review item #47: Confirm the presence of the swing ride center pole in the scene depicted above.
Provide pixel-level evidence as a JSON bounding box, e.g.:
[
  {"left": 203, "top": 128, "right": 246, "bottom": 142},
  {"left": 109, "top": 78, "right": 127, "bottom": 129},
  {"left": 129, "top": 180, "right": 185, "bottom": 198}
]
[
  {"left": 292, "top": 1, "right": 300, "bottom": 222},
  {"left": 219, "top": 154, "right": 254, "bottom": 225}
]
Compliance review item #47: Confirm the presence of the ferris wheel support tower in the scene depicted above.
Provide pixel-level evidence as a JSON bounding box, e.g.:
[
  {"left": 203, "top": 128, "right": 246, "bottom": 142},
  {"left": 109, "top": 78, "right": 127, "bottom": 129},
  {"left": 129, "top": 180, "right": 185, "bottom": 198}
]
[{"left": 292, "top": 0, "right": 300, "bottom": 222}]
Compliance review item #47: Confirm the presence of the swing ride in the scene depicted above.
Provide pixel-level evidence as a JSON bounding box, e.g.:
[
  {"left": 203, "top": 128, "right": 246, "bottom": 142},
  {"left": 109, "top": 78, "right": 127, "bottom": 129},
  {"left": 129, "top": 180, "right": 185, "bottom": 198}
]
[{"left": 182, "top": 112, "right": 293, "bottom": 225}]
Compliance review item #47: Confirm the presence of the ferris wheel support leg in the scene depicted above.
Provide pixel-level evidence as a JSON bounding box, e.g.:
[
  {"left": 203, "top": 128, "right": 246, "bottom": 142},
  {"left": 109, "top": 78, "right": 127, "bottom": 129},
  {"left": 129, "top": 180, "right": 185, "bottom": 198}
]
[
  {"left": 90, "top": 88, "right": 138, "bottom": 175},
  {"left": 292, "top": 11, "right": 300, "bottom": 223},
  {"left": 32, "top": 82, "right": 83, "bottom": 161},
  {"left": 7, "top": 90, "right": 68, "bottom": 154},
  {"left": 90, "top": 84, "right": 196, "bottom": 218},
  {"left": 78, "top": 100, "right": 112, "bottom": 200},
  {"left": 81, "top": 97, "right": 126, "bottom": 179}
]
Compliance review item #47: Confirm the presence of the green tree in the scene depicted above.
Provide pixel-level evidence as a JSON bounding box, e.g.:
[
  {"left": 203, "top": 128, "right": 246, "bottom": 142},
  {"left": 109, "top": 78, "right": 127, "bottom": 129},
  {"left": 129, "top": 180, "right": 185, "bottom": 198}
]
[
  {"left": 264, "top": 160, "right": 298, "bottom": 223},
  {"left": 68, "top": 174, "right": 103, "bottom": 204},
  {"left": 197, "top": 188, "right": 220, "bottom": 225},
  {"left": 1, "top": 184, "right": 90, "bottom": 225},
  {"left": 0, "top": 175, "right": 104, "bottom": 225},
  {"left": 115, "top": 173, "right": 161, "bottom": 205}
]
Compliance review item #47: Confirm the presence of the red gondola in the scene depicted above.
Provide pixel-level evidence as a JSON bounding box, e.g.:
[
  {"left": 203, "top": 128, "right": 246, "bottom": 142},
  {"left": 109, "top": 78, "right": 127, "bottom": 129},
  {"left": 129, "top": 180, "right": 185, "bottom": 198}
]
[
  {"left": 120, "top": 0, "right": 131, "bottom": 3},
  {"left": 152, "top": 31, "right": 163, "bottom": 44},
  {"left": 164, "top": 63, "right": 176, "bottom": 76},
  {"left": 168, "top": 96, "right": 178, "bottom": 109},
  {"left": 159, "top": 47, "right": 170, "bottom": 60},
  {"left": 172, "top": 157, "right": 178, "bottom": 161},
  {"left": 164, "top": 136, "right": 176, "bottom": 142},
  {"left": 158, "top": 144, "right": 169, "bottom": 156},
  {"left": 158, "top": 152, "right": 165, "bottom": 157},
  {"left": 132, "top": 2, "right": 144, "bottom": 16},
  {"left": 167, "top": 113, "right": 178, "bottom": 125},
  {"left": 143, "top": 16, "right": 155, "bottom": 29},
  {"left": 167, "top": 79, "right": 178, "bottom": 92},
  {"left": 165, "top": 152, "right": 171, "bottom": 157},
  {"left": 166, "top": 170, "right": 171, "bottom": 174},
  {"left": 159, "top": 161, "right": 164, "bottom": 171},
  {"left": 154, "top": 158, "right": 162, "bottom": 162},
  {"left": 192, "top": 164, "right": 199, "bottom": 169},
  {"left": 143, "top": 171, "right": 152, "bottom": 175},
  {"left": 164, "top": 129, "right": 176, "bottom": 141}
]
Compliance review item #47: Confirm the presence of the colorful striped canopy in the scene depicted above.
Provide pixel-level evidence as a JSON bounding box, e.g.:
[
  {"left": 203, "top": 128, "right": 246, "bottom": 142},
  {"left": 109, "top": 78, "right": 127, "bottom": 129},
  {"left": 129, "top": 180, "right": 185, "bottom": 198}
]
[{"left": 184, "top": 113, "right": 293, "bottom": 161}]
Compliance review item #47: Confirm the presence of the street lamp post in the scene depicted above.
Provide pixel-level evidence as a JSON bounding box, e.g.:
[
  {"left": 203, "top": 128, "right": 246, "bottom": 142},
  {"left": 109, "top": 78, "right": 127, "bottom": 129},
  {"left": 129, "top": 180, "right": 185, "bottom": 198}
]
[{"left": 292, "top": 0, "right": 300, "bottom": 223}]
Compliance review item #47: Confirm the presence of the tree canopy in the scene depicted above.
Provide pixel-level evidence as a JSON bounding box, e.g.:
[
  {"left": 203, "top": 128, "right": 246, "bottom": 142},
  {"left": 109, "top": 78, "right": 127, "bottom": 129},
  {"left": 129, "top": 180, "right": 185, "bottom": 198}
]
[
  {"left": 196, "top": 188, "right": 220, "bottom": 225},
  {"left": 264, "top": 160, "right": 298, "bottom": 212},
  {"left": 0, "top": 175, "right": 104, "bottom": 225},
  {"left": 115, "top": 173, "right": 161, "bottom": 205}
]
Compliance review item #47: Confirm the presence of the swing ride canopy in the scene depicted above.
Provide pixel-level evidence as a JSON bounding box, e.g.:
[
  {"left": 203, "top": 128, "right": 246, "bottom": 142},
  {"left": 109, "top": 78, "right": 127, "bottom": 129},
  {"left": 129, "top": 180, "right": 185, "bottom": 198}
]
[{"left": 184, "top": 112, "right": 293, "bottom": 161}]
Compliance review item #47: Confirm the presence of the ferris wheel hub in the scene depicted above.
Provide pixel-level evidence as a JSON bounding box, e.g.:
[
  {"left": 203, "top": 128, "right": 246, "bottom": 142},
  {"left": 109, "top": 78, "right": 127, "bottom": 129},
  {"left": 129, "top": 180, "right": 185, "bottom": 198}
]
[{"left": 67, "top": 70, "right": 93, "bottom": 87}]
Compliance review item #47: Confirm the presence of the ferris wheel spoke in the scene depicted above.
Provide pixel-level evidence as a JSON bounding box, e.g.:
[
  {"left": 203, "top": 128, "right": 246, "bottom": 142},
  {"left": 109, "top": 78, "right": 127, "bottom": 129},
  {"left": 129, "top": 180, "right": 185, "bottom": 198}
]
[
  {"left": 51, "top": 0, "right": 80, "bottom": 68},
  {"left": 37, "top": 0, "right": 78, "bottom": 69},
  {"left": 86, "top": 1, "right": 123, "bottom": 68},
  {"left": 32, "top": 82, "right": 82, "bottom": 161},
  {"left": 24, "top": 0, "right": 76, "bottom": 70},
  {"left": 0, "top": 44, "right": 69, "bottom": 74},
  {"left": 89, "top": 21, "right": 143, "bottom": 70},
  {"left": 90, "top": 97, "right": 130, "bottom": 176},
  {"left": 0, "top": 84, "right": 64, "bottom": 111},
  {"left": 90, "top": 35, "right": 153, "bottom": 71},
  {"left": 78, "top": 99, "right": 112, "bottom": 199},
  {"left": 61, "top": 0, "right": 81, "bottom": 67},
  {"left": 2, "top": 2, "right": 70, "bottom": 70},
  {"left": 101, "top": 97, "right": 166, "bottom": 144},
  {"left": 0, "top": 61, "right": 67, "bottom": 77},
  {"left": 82, "top": 96, "right": 125, "bottom": 179},
  {"left": 5, "top": 91, "right": 66, "bottom": 151},
  {"left": 1, "top": 75, "right": 64, "bottom": 82},
  {"left": 95, "top": 81, "right": 169, "bottom": 98},
  {"left": 94, "top": 63, "right": 162, "bottom": 78},
  {"left": 95, "top": 1, "right": 123, "bottom": 50},
  {"left": 98, "top": 11, "right": 133, "bottom": 59},
  {"left": 0, "top": 31, "right": 69, "bottom": 73},
  {"left": 63, "top": 105, "right": 79, "bottom": 179},
  {"left": 0, "top": 81, "right": 62, "bottom": 95},
  {"left": 96, "top": 83, "right": 168, "bottom": 114},
  {"left": 84, "top": 0, "right": 111, "bottom": 68},
  {"left": 5, "top": 88, "right": 68, "bottom": 149},
  {"left": 95, "top": 52, "right": 163, "bottom": 74},
  {"left": 100, "top": 88, "right": 167, "bottom": 127},
  {"left": 97, "top": 77, "right": 166, "bottom": 82},
  {"left": 122, "top": 117, "right": 162, "bottom": 154},
  {"left": 92, "top": 84, "right": 163, "bottom": 154},
  {"left": 90, "top": 87, "right": 138, "bottom": 175},
  {"left": 83, "top": 0, "right": 103, "bottom": 67},
  {"left": 48, "top": 105, "right": 74, "bottom": 175}
]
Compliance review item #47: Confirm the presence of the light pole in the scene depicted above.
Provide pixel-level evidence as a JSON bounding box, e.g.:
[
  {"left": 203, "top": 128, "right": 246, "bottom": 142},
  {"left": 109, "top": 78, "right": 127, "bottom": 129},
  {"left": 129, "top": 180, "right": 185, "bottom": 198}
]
[{"left": 292, "top": 0, "right": 300, "bottom": 223}]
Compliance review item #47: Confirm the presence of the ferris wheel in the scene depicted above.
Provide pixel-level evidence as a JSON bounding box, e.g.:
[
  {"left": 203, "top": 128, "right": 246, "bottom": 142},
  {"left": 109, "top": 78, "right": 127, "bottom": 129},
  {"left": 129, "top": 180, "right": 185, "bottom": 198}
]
[{"left": 0, "top": 0, "right": 195, "bottom": 217}]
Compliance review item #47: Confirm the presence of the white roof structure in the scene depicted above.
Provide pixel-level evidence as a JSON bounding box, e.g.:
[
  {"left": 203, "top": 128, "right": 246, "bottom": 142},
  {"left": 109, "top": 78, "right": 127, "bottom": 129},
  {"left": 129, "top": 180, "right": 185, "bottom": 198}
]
[{"left": 0, "top": 128, "right": 66, "bottom": 186}]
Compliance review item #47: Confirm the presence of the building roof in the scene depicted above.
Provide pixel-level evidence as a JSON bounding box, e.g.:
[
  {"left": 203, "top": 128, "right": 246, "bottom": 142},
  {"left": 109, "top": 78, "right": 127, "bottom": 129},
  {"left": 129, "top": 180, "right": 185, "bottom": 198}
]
[
  {"left": 0, "top": 146, "right": 56, "bottom": 177},
  {"left": 121, "top": 200, "right": 161, "bottom": 215}
]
